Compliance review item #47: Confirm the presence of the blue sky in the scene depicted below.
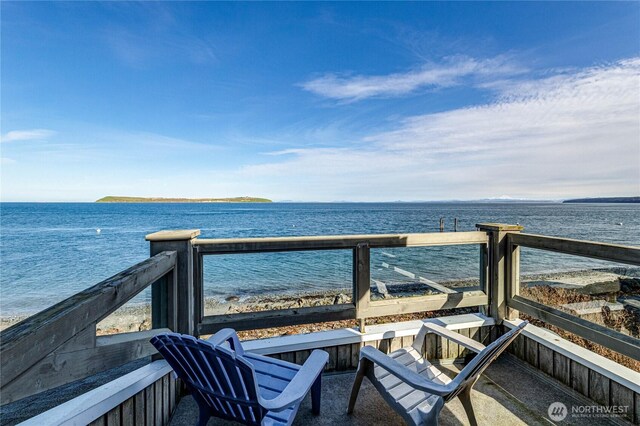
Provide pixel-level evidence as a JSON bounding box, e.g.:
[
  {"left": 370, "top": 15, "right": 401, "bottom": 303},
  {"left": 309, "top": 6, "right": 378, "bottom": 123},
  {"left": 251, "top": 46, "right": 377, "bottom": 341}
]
[{"left": 1, "top": 2, "right": 639, "bottom": 202}]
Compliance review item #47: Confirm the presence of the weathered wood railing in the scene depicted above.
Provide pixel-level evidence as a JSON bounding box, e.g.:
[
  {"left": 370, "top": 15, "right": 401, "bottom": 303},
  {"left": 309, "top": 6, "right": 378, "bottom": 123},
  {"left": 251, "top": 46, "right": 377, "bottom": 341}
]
[
  {"left": 505, "top": 233, "right": 640, "bottom": 361},
  {"left": 0, "top": 251, "right": 177, "bottom": 404},
  {"left": 146, "top": 230, "right": 492, "bottom": 337},
  {"left": 3, "top": 223, "right": 639, "bottom": 411}
]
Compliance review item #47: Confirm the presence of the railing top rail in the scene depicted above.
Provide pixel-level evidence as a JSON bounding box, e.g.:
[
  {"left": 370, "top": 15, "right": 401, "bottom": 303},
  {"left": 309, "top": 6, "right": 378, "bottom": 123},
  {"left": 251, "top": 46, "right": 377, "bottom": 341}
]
[
  {"left": 508, "top": 232, "right": 640, "bottom": 266},
  {"left": 193, "top": 231, "right": 488, "bottom": 253},
  {"left": 0, "top": 251, "right": 177, "bottom": 387}
]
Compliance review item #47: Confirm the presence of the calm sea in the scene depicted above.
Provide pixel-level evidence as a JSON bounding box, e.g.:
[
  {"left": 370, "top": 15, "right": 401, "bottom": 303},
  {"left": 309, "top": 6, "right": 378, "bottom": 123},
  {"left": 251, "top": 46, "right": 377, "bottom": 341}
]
[{"left": 1, "top": 202, "right": 638, "bottom": 317}]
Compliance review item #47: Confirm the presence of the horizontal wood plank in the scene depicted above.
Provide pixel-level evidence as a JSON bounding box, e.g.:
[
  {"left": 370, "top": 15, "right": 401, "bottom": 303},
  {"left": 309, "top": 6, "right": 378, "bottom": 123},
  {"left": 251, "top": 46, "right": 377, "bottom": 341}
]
[
  {"left": 361, "top": 291, "right": 487, "bottom": 318},
  {"left": 198, "top": 304, "right": 356, "bottom": 334},
  {"left": 194, "top": 231, "right": 488, "bottom": 253},
  {"left": 1, "top": 329, "right": 169, "bottom": 404},
  {"left": 508, "top": 296, "right": 640, "bottom": 361},
  {"left": 0, "top": 251, "right": 176, "bottom": 388},
  {"left": 508, "top": 233, "right": 640, "bottom": 266}
]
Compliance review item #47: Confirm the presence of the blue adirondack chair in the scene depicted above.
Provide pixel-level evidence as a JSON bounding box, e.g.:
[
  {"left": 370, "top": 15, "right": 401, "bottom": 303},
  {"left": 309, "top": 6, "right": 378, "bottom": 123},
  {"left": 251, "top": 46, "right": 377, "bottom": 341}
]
[{"left": 151, "top": 329, "right": 329, "bottom": 426}]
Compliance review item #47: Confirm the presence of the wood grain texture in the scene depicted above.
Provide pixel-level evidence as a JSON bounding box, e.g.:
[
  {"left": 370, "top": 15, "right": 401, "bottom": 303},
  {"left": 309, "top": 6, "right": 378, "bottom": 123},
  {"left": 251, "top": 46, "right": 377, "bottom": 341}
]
[
  {"left": 525, "top": 338, "right": 539, "bottom": 368},
  {"left": 571, "top": 361, "right": 589, "bottom": 396},
  {"left": 194, "top": 231, "right": 489, "bottom": 253},
  {"left": 538, "top": 345, "right": 554, "bottom": 376},
  {"left": 553, "top": 352, "right": 571, "bottom": 386},
  {"left": 0, "top": 251, "right": 176, "bottom": 392},
  {"left": 508, "top": 295, "right": 640, "bottom": 361},
  {"left": 509, "top": 233, "right": 640, "bottom": 266},
  {"left": 609, "top": 381, "right": 634, "bottom": 422},
  {"left": 134, "top": 391, "right": 145, "bottom": 426},
  {"left": 588, "top": 370, "right": 610, "bottom": 406},
  {"left": 121, "top": 397, "right": 134, "bottom": 426},
  {"left": 199, "top": 304, "right": 356, "bottom": 334}
]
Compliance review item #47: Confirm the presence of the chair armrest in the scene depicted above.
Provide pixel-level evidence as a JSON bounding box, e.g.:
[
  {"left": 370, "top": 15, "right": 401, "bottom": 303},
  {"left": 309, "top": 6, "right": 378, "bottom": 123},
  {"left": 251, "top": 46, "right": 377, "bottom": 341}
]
[
  {"left": 360, "top": 346, "right": 454, "bottom": 397},
  {"left": 259, "top": 350, "right": 328, "bottom": 411},
  {"left": 205, "top": 328, "right": 244, "bottom": 355},
  {"left": 421, "top": 323, "right": 485, "bottom": 353}
]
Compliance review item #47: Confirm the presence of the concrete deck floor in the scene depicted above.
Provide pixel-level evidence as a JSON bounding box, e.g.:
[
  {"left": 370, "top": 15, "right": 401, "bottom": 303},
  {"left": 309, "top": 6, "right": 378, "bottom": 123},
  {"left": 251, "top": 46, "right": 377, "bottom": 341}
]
[{"left": 170, "top": 354, "right": 632, "bottom": 426}]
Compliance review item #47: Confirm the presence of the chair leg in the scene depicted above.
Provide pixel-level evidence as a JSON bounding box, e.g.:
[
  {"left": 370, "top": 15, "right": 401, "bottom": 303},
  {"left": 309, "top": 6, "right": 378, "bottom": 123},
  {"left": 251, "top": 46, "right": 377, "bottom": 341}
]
[
  {"left": 458, "top": 387, "right": 478, "bottom": 426},
  {"left": 197, "top": 404, "right": 210, "bottom": 426},
  {"left": 347, "top": 359, "right": 368, "bottom": 414},
  {"left": 311, "top": 374, "right": 322, "bottom": 415}
]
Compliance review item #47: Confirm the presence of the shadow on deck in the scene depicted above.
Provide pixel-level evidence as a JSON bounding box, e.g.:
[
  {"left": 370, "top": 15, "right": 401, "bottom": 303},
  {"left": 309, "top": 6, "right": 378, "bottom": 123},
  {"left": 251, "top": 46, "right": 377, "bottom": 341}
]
[{"left": 169, "top": 354, "right": 631, "bottom": 426}]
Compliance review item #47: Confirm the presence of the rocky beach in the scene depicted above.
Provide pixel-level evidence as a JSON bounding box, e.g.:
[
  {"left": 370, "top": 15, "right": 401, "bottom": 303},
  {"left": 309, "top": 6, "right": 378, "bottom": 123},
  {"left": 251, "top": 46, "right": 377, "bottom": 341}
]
[{"left": 1, "top": 267, "right": 637, "bottom": 336}]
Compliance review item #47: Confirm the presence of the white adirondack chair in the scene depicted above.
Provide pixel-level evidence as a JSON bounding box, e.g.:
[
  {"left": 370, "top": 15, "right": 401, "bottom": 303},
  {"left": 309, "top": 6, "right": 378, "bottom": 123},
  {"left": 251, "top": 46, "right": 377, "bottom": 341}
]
[
  {"left": 151, "top": 329, "right": 329, "bottom": 426},
  {"left": 347, "top": 321, "right": 527, "bottom": 425}
]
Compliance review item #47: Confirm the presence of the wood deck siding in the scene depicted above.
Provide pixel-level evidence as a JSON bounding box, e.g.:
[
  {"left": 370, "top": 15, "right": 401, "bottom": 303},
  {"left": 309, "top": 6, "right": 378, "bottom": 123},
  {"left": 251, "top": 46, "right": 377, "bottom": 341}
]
[
  {"left": 0, "top": 252, "right": 178, "bottom": 404},
  {"left": 87, "top": 373, "right": 181, "bottom": 426},
  {"left": 267, "top": 324, "right": 500, "bottom": 371}
]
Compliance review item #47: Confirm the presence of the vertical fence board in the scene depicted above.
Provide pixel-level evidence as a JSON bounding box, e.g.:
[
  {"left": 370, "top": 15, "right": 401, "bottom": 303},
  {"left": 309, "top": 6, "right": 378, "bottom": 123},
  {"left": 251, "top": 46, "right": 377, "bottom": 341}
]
[
  {"left": 168, "top": 375, "right": 176, "bottom": 419},
  {"left": 588, "top": 371, "right": 610, "bottom": 407},
  {"left": 390, "top": 337, "right": 402, "bottom": 353},
  {"left": 571, "top": 361, "right": 589, "bottom": 397},
  {"left": 295, "top": 349, "right": 311, "bottom": 366},
  {"left": 121, "top": 397, "right": 134, "bottom": 426},
  {"left": 162, "top": 375, "right": 169, "bottom": 423},
  {"left": 609, "top": 381, "right": 634, "bottom": 423},
  {"left": 525, "top": 338, "right": 539, "bottom": 368},
  {"left": 88, "top": 416, "right": 106, "bottom": 426},
  {"left": 325, "top": 346, "right": 338, "bottom": 370},
  {"left": 512, "top": 335, "right": 525, "bottom": 360},
  {"left": 154, "top": 379, "right": 162, "bottom": 426},
  {"left": 280, "top": 352, "right": 295, "bottom": 364},
  {"left": 436, "top": 336, "right": 444, "bottom": 360},
  {"left": 106, "top": 407, "right": 121, "bottom": 426},
  {"left": 553, "top": 353, "right": 571, "bottom": 386},
  {"left": 145, "top": 384, "right": 154, "bottom": 426},
  {"left": 337, "top": 345, "right": 350, "bottom": 371},
  {"left": 351, "top": 343, "right": 361, "bottom": 368},
  {"left": 135, "top": 390, "right": 145, "bottom": 425},
  {"left": 538, "top": 345, "right": 553, "bottom": 376}
]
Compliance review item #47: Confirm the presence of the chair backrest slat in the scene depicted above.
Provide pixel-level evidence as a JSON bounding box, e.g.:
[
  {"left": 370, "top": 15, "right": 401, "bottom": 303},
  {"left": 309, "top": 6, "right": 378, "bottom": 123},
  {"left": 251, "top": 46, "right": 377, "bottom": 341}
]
[
  {"left": 446, "top": 321, "right": 527, "bottom": 401},
  {"left": 151, "top": 333, "right": 264, "bottom": 425}
]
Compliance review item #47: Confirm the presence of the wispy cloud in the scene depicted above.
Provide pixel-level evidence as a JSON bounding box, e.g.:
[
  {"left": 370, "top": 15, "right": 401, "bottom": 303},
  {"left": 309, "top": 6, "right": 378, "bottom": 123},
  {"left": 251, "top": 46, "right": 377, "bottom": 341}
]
[
  {"left": 0, "top": 129, "right": 56, "bottom": 143},
  {"left": 300, "top": 56, "right": 526, "bottom": 102},
  {"left": 244, "top": 58, "right": 640, "bottom": 200},
  {"left": 101, "top": 4, "right": 217, "bottom": 68}
]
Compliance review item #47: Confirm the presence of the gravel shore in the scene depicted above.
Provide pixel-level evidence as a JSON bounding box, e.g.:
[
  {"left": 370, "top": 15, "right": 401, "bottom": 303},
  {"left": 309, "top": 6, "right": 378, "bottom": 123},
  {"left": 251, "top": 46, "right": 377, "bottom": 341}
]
[{"left": 1, "top": 267, "right": 636, "bottom": 335}]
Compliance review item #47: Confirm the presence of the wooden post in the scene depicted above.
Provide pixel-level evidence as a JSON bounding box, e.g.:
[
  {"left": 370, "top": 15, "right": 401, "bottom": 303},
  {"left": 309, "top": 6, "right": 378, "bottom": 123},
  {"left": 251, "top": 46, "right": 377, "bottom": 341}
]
[
  {"left": 439, "top": 218, "right": 444, "bottom": 232},
  {"left": 147, "top": 230, "right": 201, "bottom": 335},
  {"left": 476, "top": 223, "right": 523, "bottom": 321},
  {"left": 454, "top": 218, "right": 458, "bottom": 232},
  {"left": 354, "top": 243, "right": 371, "bottom": 333}
]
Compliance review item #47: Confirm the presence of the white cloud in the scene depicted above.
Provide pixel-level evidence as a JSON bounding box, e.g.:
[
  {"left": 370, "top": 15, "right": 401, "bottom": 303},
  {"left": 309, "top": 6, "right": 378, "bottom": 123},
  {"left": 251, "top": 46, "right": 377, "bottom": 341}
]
[
  {"left": 300, "top": 56, "right": 526, "bottom": 102},
  {"left": 0, "top": 129, "right": 56, "bottom": 143},
  {"left": 242, "top": 58, "right": 640, "bottom": 200}
]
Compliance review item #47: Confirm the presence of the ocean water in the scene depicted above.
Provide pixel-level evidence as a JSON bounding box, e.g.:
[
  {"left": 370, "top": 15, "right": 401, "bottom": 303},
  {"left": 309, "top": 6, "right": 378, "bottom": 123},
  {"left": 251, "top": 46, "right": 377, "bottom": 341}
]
[{"left": 1, "top": 202, "right": 638, "bottom": 317}]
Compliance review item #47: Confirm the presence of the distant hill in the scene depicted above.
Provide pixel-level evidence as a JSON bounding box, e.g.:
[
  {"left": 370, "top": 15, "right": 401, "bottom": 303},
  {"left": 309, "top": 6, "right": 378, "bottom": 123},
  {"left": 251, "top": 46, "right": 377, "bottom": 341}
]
[
  {"left": 563, "top": 197, "right": 639, "bottom": 204},
  {"left": 96, "top": 196, "right": 272, "bottom": 203}
]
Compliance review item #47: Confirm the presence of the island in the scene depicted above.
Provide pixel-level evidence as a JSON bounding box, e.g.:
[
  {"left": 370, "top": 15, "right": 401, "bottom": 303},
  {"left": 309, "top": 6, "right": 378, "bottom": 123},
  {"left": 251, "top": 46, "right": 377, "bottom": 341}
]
[
  {"left": 96, "top": 196, "right": 272, "bottom": 203},
  {"left": 563, "top": 197, "right": 639, "bottom": 204}
]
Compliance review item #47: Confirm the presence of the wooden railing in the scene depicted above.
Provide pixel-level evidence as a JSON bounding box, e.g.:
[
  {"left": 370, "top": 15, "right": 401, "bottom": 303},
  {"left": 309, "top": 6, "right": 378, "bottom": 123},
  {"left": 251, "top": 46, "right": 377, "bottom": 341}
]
[
  {"left": 3, "top": 223, "right": 639, "bottom": 406},
  {"left": 505, "top": 233, "right": 640, "bottom": 361},
  {"left": 145, "top": 231, "right": 490, "bottom": 337},
  {"left": 0, "top": 251, "right": 177, "bottom": 404}
]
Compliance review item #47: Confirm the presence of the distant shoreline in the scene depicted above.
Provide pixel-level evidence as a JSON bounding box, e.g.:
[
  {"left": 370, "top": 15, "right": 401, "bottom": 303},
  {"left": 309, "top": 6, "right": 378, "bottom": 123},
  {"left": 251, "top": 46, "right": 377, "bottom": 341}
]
[
  {"left": 563, "top": 196, "right": 639, "bottom": 204},
  {"left": 95, "top": 196, "right": 272, "bottom": 203}
]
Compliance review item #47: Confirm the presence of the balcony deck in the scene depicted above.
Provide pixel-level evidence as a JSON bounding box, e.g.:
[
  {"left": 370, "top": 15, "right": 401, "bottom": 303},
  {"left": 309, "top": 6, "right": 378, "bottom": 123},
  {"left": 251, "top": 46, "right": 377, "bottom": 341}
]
[{"left": 169, "top": 354, "right": 632, "bottom": 426}]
